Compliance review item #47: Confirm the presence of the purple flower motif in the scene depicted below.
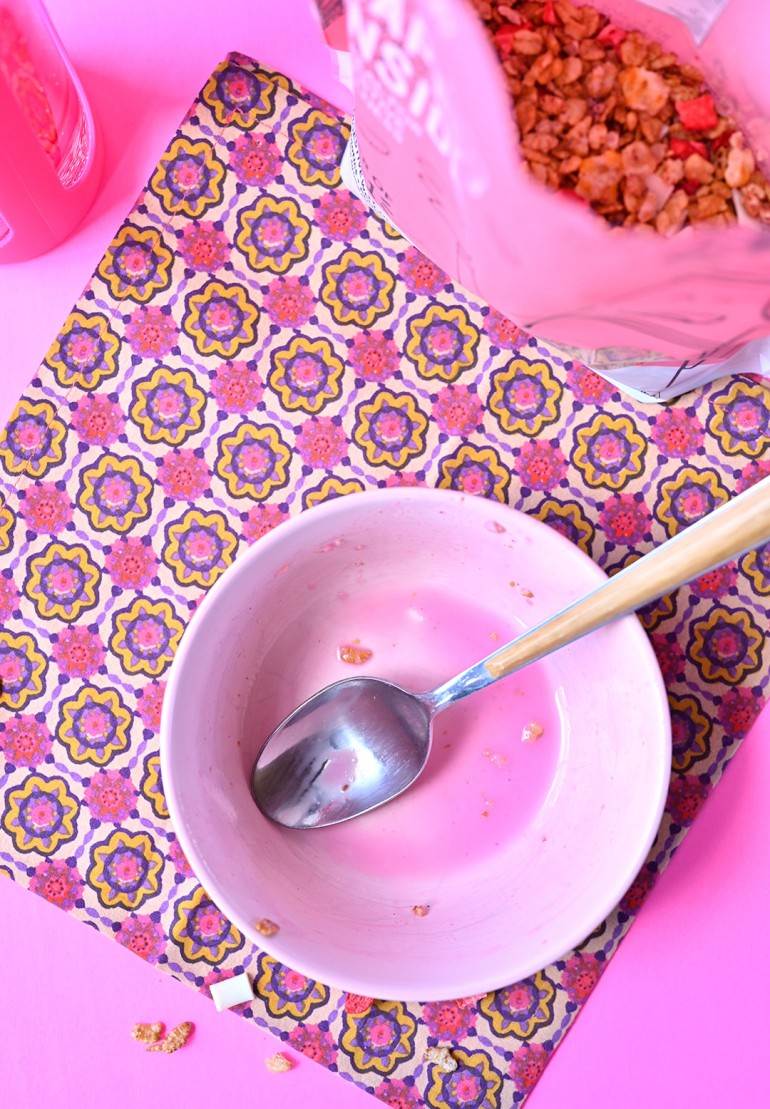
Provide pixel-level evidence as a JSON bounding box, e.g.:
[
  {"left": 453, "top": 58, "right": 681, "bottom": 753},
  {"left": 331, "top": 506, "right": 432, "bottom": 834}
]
[
  {"left": 287, "top": 1023, "right": 338, "bottom": 1067},
  {"left": 126, "top": 306, "right": 178, "bottom": 358},
  {"left": 666, "top": 773, "right": 711, "bottom": 827},
  {"left": 651, "top": 407, "right": 704, "bottom": 458},
  {"left": 399, "top": 246, "right": 448, "bottom": 295},
  {"left": 560, "top": 952, "right": 604, "bottom": 1003},
  {"left": 0, "top": 715, "right": 53, "bottom": 767},
  {"left": 116, "top": 914, "right": 166, "bottom": 963},
  {"left": 231, "top": 133, "right": 280, "bottom": 186},
  {"left": 211, "top": 361, "right": 264, "bottom": 413},
  {"left": 737, "top": 459, "right": 770, "bottom": 492},
  {"left": 485, "top": 308, "right": 522, "bottom": 350},
  {"left": 650, "top": 633, "right": 686, "bottom": 683},
  {"left": 243, "top": 503, "right": 287, "bottom": 542},
  {"left": 515, "top": 440, "right": 567, "bottom": 491},
  {"left": 20, "top": 483, "right": 73, "bottom": 534},
  {"left": 567, "top": 365, "right": 617, "bottom": 404},
  {"left": 136, "top": 682, "right": 166, "bottom": 731},
  {"left": 289, "top": 113, "right": 346, "bottom": 177},
  {"left": 432, "top": 386, "right": 483, "bottom": 436},
  {"left": 690, "top": 562, "right": 737, "bottom": 599},
  {"left": 85, "top": 769, "right": 137, "bottom": 822},
  {"left": 263, "top": 277, "right": 315, "bottom": 328},
  {"left": 373, "top": 1079, "right": 422, "bottom": 1109},
  {"left": 423, "top": 999, "right": 477, "bottom": 1041},
  {"left": 315, "top": 190, "right": 368, "bottom": 241},
  {"left": 72, "top": 396, "right": 125, "bottom": 445},
  {"left": 718, "top": 688, "right": 763, "bottom": 739},
  {"left": 106, "top": 537, "right": 158, "bottom": 589},
  {"left": 0, "top": 576, "right": 18, "bottom": 622},
  {"left": 509, "top": 1042, "right": 550, "bottom": 1094},
  {"left": 179, "top": 222, "right": 230, "bottom": 271},
  {"left": 349, "top": 331, "right": 399, "bottom": 383},
  {"left": 29, "top": 859, "right": 83, "bottom": 911},
  {"left": 169, "top": 834, "right": 194, "bottom": 878},
  {"left": 157, "top": 449, "right": 212, "bottom": 500},
  {"left": 296, "top": 417, "right": 347, "bottom": 468},
  {"left": 52, "top": 626, "right": 104, "bottom": 678},
  {"left": 599, "top": 494, "right": 651, "bottom": 545}
]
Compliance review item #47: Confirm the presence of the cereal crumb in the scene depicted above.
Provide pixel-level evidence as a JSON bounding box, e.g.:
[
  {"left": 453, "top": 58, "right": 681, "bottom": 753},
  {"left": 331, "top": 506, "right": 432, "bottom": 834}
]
[
  {"left": 520, "top": 588, "right": 534, "bottom": 598},
  {"left": 337, "top": 643, "right": 373, "bottom": 665},
  {"left": 412, "top": 904, "right": 430, "bottom": 917},
  {"left": 265, "top": 1052, "right": 293, "bottom": 1073},
  {"left": 344, "top": 993, "right": 375, "bottom": 1015},
  {"left": 424, "top": 1046, "right": 458, "bottom": 1072},
  {"left": 522, "top": 721, "right": 545, "bottom": 743},
  {"left": 131, "top": 1022, "right": 163, "bottom": 1045},
  {"left": 256, "top": 918, "right": 280, "bottom": 937},
  {"left": 146, "top": 1021, "right": 193, "bottom": 1054},
  {"left": 489, "top": 630, "right": 499, "bottom": 641}
]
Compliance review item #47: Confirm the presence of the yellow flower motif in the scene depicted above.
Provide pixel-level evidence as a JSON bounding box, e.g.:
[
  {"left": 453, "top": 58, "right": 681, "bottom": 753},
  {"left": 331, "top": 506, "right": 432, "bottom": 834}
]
[
  {"left": 0, "top": 399, "right": 67, "bottom": 479},
  {"left": 425, "top": 1048, "right": 503, "bottom": 1109},
  {"left": 24, "top": 541, "right": 101, "bottom": 622},
  {"left": 303, "top": 477, "right": 366, "bottom": 508},
  {"left": 0, "top": 631, "right": 47, "bottom": 710},
  {"left": 97, "top": 225, "right": 174, "bottom": 303},
  {"left": 572, "top": 413, "right": 646, "bottom": 491},
  {"left": 140, "top": 754, "right": 168, "bottom": 819},
  {"left": 44, "top": 310, "right": 121, "bottom": 390},
  {"left": 689, "top": 606, "right": 763, "bottom": 685},
  {"left": 708, "top": 381, "right": 770, "bottom": 458},
  {"left": 2, "top": 774, "right": 79, "bottom": 855},
  {"left": 150, "top": 137, "right": 226, "bottom": 218},
  {"left": 130, "top": 366, "right": 207, "bottom": 446},
  {"left": 353, "top": 389, "right": 428, "bottom": 469},
  {"left": 163, "top": 508, "right": 239, "bottom": 589},
  {"left": 669, "top": 694, "right": 711, "bottom": 773},
  {"left": 269, "top": 336, "right": 345, "bottom": 413},
  {"left": 256, "top": 956, "right": 330, "bottom": 1019},
  {"left": 0, "top": 493, "right": 15, "bottom": 552},
  {"left": 216, "top": 422, "right": 292, "bottom": 500},
  {"left": 183, "top": 279, "right": 259, "bottom": 359},
  {"left": 480, "top": 972, "right": 556, "bottom": 1038},
  {"left": 287, "top": 108, "right": 348, "bottom": 186},
  {"left": 77, "top": 453, "right": 154, "bottom": 534},
  {"left": 340, "top": 1000, "right": 417, "bottom": 1074},
  {"left": 110, "top": 597, "right": 185, "bottom": 678},
  {"left": 235, "top": 196, "right": 311, "bottom": 275},
  {"left": 405, "top": 304, "right": 480, "bottom": 382},
  {"left": 438, "top": 444, "right": 511, "bottom": 502},
  {"left": 57, "top": 685, "right": 132, "bottom": 765},
  {"left": 531, "top": 498, "right": 595, "bottom": 556},
  {"left": 742, "top": 545, "right": 770, "bottom": 595},
  {"left": 171, "top": 886, "right": 244, "bottom": 964},
  {"left": 488, "top": 356, "right": 562, "bottom": 436},
  {"left": 656, "top": 466, "right": 729, "bottom": 538},
  {"left": 202, "top": 57, "right": 289, "bottom": 128},
  {"left": 320, "top": 249, "right": 395, "bottom": 327},
  {"left": 88, "top": 829, "right": 164, "bottom": 910}
]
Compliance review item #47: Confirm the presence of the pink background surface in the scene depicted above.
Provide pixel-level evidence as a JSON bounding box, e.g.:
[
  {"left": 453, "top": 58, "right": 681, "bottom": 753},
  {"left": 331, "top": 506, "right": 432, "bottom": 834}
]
[{"left": 1, "top": 2, "right": 768, "bottom": 1105}]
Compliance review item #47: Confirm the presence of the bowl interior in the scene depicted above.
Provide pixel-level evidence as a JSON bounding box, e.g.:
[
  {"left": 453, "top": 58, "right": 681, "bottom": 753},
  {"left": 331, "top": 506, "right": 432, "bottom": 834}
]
[{"left": 161, "top": 489, "right": 671, "bottom": 1001}]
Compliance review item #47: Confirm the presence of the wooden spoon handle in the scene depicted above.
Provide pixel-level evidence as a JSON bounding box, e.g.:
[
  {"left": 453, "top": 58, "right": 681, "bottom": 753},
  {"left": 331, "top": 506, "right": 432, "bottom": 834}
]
[{"left": 485, "top": 474, "right": 770, "bottom": 682}]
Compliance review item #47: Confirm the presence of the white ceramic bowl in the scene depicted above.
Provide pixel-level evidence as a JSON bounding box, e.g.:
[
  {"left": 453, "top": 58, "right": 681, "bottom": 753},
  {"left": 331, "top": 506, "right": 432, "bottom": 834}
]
[{"left": 161, "top": 488, "right": 670, "bottom": 1001}]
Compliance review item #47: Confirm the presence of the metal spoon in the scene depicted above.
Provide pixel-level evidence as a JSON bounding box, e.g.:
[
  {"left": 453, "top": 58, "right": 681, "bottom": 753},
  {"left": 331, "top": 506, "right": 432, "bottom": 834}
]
[{"left": 252, "top": 476, "right": 770, "bottom": 829}]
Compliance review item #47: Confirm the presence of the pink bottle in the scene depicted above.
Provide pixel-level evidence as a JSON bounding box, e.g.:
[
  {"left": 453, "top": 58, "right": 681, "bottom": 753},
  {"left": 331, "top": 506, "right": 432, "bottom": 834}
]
[{"left": 0, "top": 0, "right": 101, "bottom": 263}]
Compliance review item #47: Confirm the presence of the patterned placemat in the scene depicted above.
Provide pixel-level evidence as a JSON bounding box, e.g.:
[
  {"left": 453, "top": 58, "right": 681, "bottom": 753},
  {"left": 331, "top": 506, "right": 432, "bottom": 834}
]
[{"left": 1, "top": 54, "right": 769, "bottom": 1108}]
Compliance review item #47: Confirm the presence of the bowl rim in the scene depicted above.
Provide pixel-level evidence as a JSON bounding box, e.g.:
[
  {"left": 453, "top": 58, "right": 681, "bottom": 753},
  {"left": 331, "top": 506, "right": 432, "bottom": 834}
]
[{"left": 160, "top": 487, "right": 672, "bottom": 1000}]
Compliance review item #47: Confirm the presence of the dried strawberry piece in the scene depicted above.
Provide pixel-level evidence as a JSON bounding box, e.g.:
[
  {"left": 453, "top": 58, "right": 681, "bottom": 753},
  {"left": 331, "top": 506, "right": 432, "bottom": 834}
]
[
  {"left": 675, "top": 93, "right": 719, "bottom": 132},
  {"left": 710, "top": 128, "right": 735, "bottom": 152},
  {"left": 669, "top": 137, "right": 708, "bottom": 160},
  {"left": 542, "top": 0, "right": 559, "bottom": 25},
  {"left": 681, "top": 178, "right": 701, "bottom": 196},
  {"left": 597, "top": 22, "right": 627, "bottom": 48},
  {"left": 493, "top": 26, "right": 518, "bottom": 56},
  {"left": 344, "top": 993, "right": 374, "bottom": 1015}
]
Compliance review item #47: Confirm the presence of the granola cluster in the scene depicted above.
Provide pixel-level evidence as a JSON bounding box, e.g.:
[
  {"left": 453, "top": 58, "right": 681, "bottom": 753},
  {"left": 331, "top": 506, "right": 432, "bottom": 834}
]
[{"left": 471, "top": 0, "right": 770, "bottom": 232}]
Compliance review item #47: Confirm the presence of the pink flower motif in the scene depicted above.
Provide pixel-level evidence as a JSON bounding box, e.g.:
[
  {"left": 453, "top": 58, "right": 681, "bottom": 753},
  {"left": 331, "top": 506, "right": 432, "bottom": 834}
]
[
  {"left": 72, "top": 395, "right": 125, "bottom": 445},
  {"left": 485, "top": 308, "right": 522, "bottom": 350},
  {"left": 0, "top": 715, "right": 53, "bottom": 767},
  {"left": 432, "top": 386, "right": 483, "bottom": 436},
  {"left": 599, "top": 494, "right": 652, "bottom": 545},
  {"left": 349, "top": 331, "right": 399, "bottom": 383},
  {"left": 374, "top": 1079, "right": 423, "bottom": 1109},
  {"left": 384, "top": 472, "right": 423, "bottom": 488},
  {"left": 263, "top": 276, "right": 315, "bottom": 327},
  {"left": 157, "top": 449, "right": 212, "bottom": 499},
  {"left": 567, "top": 365, "right": 617, "bottom": 404},
  {"left": 116, "top": 914, "right": 166, "bottom": 963},
  {"left": 620, "top": 864, "right": 657, "bottom": 915},
  {"left": 315, "top": 190, "right": 368, "bottom": 241},
  {"left": 560, "top": 952, "right": 604, "bottom": 1003},
  {"left": 0, "top": 576, "right": 18, "bottom": 621},
  {"left": 84, "top": 769, "right": 137, "bottom": 822},
  {"left": 169, "top": 835, "right": 194, "bottom": 878},
  {"left": 243, "top": 503, "right": 287, "bottom": 543},
  {"left": 105, "top": 537, "right": 158, "bottom": 589},
  {"left": 515, "top": 440, "right": 568, "bottom": 491},
  {"left": 650, "top": 633, "right": 686, "bottom": 683},
  {"left": 737, "top": 459, "right": 770, "bottom": 493},
  {"left": 136, "top": 682, "right": 166, "bottom": 731},
  {"left": 230, "top": 133, "right": 280, "bottom": 185},
  {"left": 179, "top": 221, "right": 230, "bottom": 271},
  {"left": 212, "top": 361, "right": 264, "bottom": 413},
  {"left": 52, "top": 626, "right": 105, "bottom": 678},
  {"left": 287, "top": 1023, "right": 338, "bottom": 1067},
  {"left": 509, "top": 1041, "right": 550, "bottom": 1093},
  {"left": 297, "top": 417, "right": 348, "bottom": 468},
  {"left": 126, "top": 306, "right": 178, "bottom": 358},
  {"left": 399, "top": 245, "right": 448, "bottom": 296},
  {"left": 423, "top": 999, "right": 477, "bottom": 1040},
  {"left": 21, "top": 482, "right": 73, "bottom": 533},
  {"left": 29, "top": 859, "right": 83, "bottom": 911},
  {"left": 718, "top": 688, "right": 763, "bottom": 739},
  {"left": 666, "top": 773, "right": 711, "bottom": 827},
  {"left": 651, "top": 408, "right": 705, "bottom": 458},
  {"left": 690, "top": 561, "right": 737, "bottom": 599}
]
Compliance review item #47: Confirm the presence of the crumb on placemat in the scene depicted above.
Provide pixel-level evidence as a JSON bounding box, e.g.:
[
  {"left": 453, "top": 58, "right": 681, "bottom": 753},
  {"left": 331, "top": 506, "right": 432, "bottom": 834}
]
[
  {"left": 131, "top": 1022, "right": 163, "bottom": 1045},
  {"left": 265, "top": 1051, "right": 294, "bottom": 1073},
  {"left": 255, "top": 918, "right": 280, "bottom": 937},
  {"left": 146, "top": 1021, "right": 194, "bottom": 1054},
  {"left": 424, "top": 1045, "right": 458, "bottom": 1072}
]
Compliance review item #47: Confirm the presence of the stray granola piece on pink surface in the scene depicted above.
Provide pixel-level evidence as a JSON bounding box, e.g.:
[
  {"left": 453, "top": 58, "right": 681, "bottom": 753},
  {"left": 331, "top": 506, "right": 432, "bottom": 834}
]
[
  {"left": 412, "top": 904, "right": 430, "bottom": 917},
  {"left": 522, "top": 721, "right": 545, "bottom": 743},
  {"left": 337, "top": 643, "right": 373, "bottom": 664},
  {"left": 146, "top": 1021, "right": 193, "bottom": 1053},
  {"left": 265, "top": 1052, "right": 294, "bottom": 1073},
  {"left": 131, "top": 1022, "right": 163, "bottom": 1045}
]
